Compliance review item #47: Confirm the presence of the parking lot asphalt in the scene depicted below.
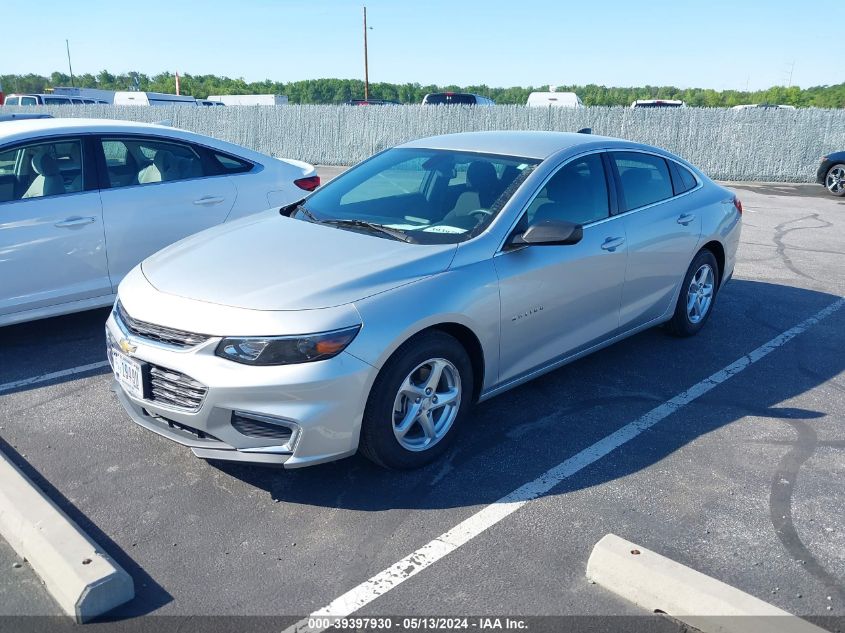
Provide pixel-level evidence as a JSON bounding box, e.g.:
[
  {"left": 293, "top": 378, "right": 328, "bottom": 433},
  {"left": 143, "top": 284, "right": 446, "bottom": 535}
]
[
  {"left": 0, "top": 538, "right": 59, "bottom": 617},
  {"left": 0, "top": 178, "right": 843, "bottom": 630}
]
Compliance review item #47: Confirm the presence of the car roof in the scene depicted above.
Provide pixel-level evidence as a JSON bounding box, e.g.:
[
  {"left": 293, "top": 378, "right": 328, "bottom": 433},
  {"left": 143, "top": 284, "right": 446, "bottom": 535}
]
[
  {"left": 0, "top": 117, "right": 176, "bottom": 140},
  {"left": 398, "top": 130, "right": 634, "bottom": 160},
  {"left": 0, "top": 117, "right": 272, "bottom": 164}
]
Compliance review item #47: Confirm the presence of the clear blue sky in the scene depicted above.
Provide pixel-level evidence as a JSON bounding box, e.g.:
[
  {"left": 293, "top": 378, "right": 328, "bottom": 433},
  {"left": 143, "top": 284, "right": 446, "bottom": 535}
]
[{"left": 4, "top": 0, "right": 836, "bottom": 91}]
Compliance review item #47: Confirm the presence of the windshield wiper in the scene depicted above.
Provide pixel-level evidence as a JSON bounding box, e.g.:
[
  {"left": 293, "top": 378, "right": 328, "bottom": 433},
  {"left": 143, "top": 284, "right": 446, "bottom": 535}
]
[
  {"left": 322, "top": 219, "right": 416, "bottom": 243},
  {"left": 281, "top": 200, "right": 323, "bottom": 223}
]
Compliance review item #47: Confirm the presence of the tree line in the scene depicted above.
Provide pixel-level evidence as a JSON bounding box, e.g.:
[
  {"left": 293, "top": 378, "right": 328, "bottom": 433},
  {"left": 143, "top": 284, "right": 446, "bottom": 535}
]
[{"left": 2, "top": 71, "right": 844, "bottom": 108}]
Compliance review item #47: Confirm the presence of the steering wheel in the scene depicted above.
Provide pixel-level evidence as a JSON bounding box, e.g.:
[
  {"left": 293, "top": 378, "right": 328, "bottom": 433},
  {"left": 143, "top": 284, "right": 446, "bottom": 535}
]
[{"left": 469, "top": 209, "right": 493, "bottom": 220}]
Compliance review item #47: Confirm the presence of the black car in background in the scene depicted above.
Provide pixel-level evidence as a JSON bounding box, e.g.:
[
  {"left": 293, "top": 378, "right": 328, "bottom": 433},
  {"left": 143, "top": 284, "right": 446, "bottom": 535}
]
[{"left": 817, "top": 151, "right": 845, "bottom": 197}]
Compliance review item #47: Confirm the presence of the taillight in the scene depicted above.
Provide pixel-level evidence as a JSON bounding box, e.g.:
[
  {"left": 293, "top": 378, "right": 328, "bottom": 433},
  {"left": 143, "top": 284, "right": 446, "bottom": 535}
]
[
  {"left": 733, "top": 196, "right": 743, "bottom": 215},
  {"left": 294, "top": 175, "right": 321, "bottom": 191}
]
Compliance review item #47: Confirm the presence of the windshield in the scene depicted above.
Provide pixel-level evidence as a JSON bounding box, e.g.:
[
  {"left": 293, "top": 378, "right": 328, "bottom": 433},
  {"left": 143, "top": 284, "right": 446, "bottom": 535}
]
[{"left": 296, "top": 148, "right": 539, "bottom": 244}]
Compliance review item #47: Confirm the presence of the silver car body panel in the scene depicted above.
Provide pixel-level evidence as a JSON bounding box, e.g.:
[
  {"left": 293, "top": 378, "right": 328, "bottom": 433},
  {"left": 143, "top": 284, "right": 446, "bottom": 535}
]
[{"left": 108, "top": 131, "right": 742, "bottom": 467}]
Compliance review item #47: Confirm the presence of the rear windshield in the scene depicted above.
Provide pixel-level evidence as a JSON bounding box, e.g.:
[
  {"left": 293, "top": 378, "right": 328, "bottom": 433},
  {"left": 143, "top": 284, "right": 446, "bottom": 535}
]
[{"left": 424, "top": 93, "right": 477, "bottom": 105}]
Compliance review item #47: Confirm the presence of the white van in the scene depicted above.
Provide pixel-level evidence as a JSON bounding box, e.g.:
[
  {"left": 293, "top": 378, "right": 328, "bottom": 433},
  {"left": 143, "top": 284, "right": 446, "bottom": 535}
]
[
  {"left": 526, "top": 92, "right": 583, "bottom": 108},
  {"left": 113, "top": 91, "right": 198, "bottom": 106},
  {"left": 4, "top": 94, "right": 73, "bottom": 106}
]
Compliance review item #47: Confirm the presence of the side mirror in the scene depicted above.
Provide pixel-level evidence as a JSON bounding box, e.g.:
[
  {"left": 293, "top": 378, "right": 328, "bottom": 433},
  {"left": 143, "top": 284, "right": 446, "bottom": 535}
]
[{"left": 510, "top": 219, "right": 583, "bottom": 247}]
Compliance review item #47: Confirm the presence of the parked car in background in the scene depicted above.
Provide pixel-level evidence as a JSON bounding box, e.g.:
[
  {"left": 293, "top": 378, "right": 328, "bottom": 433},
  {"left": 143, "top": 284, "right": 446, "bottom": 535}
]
[
  {"left": 422, "top": 92, "right": 494, "bottom": 105},
  {"left": 107, "top": 130, "right": 741, "bottom": 470},
  {"left": 113, "top": 91, "right": 198, "bottom": 106},
  {"left": 53, "top": 87, "right": 116, "bottom": 104},
  {"left": 207, "top": 94, "right": 288, "bottom": 106},
  {"left": 0, "top": 118, "right": 318, "bottom": 326},
  {"left": 817, "top": 151, "right": 845, "bottom": 197},
  {"left": 196, "top": 99, "right": 225, "bottom": 106},
  {"left": 344, "top": 99, "right": 400, "bottom": 106},
  {"left": 630, "top": 99, "right": 686, "bottom": 108},
  {"left": 4, "top": 93, "right": 75, "bottom": 106},
  {"left": 731, "top": 104, "right": 796, "bottom": 110},
  {"left": 526, "top": 91, "right": 584, "bottom": 108}
]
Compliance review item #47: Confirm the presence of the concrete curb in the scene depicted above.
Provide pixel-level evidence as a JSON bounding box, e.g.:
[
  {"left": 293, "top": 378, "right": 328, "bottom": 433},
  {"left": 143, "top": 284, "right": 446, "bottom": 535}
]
[
  {"left": 0, "top": 448, "right": 133, "bottom": 622},
  {"left": 586, "top": 534, "right": 825, "bottom": 633}
]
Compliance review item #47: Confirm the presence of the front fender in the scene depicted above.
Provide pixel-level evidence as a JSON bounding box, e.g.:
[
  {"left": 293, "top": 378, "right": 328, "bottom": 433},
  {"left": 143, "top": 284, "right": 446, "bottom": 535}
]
[{"left": 346, "top": 258, "right": 500, "bottom": 392}]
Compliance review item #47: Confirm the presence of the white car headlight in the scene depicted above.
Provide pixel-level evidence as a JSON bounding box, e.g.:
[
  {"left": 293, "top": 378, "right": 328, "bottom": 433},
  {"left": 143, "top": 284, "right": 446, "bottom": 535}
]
[{"left": 215, "top": 326, "right": 361, "bottom": 366}]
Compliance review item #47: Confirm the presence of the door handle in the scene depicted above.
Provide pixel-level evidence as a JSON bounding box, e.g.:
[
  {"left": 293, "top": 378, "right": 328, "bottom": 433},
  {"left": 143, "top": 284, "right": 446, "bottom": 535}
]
[
  {"left": 601, "top": 236, "right": 625, "bottom": 251},
  {"left": 54, "top": 216, "right": 96, "bottom": 228},
  {"left": 677, "top": 213, "right": 696, "bottom": 226},
  {"left": 193, "top": 196, "right": 225, "bottom": 206}
]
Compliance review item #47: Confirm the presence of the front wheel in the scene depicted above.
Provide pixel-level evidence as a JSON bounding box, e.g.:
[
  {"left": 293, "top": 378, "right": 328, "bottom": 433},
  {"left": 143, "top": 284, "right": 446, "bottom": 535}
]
[
  {"left": 825, "top": 164, "right": 845, "bottom": 197},
  {"left": 359, "top": 331, "right": 473, "bottom": 469},
  {"left": 666, "top": 250, "right": 720, "bottom": 337}
]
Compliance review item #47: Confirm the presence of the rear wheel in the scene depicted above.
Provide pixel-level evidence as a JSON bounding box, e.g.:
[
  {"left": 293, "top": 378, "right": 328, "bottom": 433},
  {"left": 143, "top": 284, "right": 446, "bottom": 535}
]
[
  {"left": 359, "top": 331, "right": 473, "bottom": 469},
  {"left": 666, "top": 249, "right": 720, "bottom": 337},
  {"left": 825, "top": 164, "right": 845, "bottom": 197}
]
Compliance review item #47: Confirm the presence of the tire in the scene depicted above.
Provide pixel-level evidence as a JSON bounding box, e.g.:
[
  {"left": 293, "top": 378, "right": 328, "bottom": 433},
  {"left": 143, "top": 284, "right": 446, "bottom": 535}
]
[
  {"left": 666, "top": 249, "right": 720, "bottom": 337},
  {"left": 825, "top": 164, "right": 845, "bottom": 197},
  {"left": 359, "top": 330, "right": 474, "bottom": 470}
]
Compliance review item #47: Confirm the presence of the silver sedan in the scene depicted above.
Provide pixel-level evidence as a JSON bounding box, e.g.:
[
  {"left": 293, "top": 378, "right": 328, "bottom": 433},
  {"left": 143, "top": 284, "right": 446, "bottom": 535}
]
[{"left": 106, "top": 131, "right": 742, "bottom": 469}]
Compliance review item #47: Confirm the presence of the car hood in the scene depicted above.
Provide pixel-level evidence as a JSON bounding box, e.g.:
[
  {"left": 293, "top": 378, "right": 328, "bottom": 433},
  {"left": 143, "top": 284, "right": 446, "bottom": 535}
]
[{"left": 141, "top": 210, "right": 457, "bottom": 311}]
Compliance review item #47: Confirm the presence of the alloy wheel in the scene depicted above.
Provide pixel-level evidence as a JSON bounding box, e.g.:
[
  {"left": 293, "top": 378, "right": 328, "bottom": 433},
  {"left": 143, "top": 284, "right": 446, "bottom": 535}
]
[
  {"left": 827, "top": 165, "right": 845, "bottom": 195},
  {"left": 392, "top": 358, "right": 462, "bottom": 452},
  {"left": 686, "top": 264, "right": 715, "bottom": 324}
]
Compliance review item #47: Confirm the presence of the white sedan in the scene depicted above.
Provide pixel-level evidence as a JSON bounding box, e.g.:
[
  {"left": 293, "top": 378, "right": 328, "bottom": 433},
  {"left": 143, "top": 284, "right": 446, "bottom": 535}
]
[{"left": 0, "top": 118, "right": 318, "bottom": 326}]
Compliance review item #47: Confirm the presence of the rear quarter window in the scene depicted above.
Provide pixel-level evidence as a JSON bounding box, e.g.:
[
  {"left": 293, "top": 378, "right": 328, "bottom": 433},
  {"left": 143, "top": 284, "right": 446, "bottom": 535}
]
[
  {"left": 213, "top": 152, "right": 253, "bottom": 174},
  {"left": 673, "top": 163, "right": 698, "bottom": 193}
]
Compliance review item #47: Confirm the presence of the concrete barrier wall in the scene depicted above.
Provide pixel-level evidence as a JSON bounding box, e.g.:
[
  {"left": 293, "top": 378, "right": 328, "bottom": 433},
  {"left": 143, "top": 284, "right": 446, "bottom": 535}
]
[{"left": 7, "top": 105, "right": 845, "bottom": 181}]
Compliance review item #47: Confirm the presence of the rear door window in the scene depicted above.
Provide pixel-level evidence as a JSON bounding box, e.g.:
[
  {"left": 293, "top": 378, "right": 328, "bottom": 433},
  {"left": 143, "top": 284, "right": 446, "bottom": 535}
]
[
  {"left": 100, "top": 137, "right": 209, "bottom": 188},
  {"left": 612, "top": 152, "right": 674, "bottom": 211}
]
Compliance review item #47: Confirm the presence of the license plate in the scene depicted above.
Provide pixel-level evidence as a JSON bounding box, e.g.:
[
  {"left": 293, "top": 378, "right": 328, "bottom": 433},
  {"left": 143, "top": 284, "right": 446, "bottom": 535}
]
[{"left": 111, "top": 349, "right": 144, "bottom": 400}]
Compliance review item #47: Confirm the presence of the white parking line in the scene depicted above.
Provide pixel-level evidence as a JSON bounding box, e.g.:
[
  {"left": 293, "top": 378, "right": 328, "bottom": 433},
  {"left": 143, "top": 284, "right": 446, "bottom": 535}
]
[
  {"left": 0, "top": 361, "right": 110, "bottom": 395},
  {"left": 284, "top": 297, "right": 845, "bottom": 633}
]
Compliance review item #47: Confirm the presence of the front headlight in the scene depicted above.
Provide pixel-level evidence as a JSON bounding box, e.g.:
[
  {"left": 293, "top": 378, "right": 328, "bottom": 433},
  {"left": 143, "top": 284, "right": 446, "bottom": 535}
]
[{"left": 215, "top": 325, "right": 361, "bottom": 366}]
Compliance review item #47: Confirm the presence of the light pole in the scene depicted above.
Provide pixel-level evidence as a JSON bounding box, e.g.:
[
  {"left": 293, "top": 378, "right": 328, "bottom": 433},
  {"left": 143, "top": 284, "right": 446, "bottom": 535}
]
[
  {"left": 363, "top": 6, "right": 372, "bottom": 100},
  {"left": 66, "top": 39, "right": 75, "bottom": 88}
]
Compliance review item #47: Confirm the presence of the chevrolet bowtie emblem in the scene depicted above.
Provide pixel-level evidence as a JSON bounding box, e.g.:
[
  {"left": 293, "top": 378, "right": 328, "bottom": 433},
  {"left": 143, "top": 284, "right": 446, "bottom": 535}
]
[{"left": 118, "top": 338, "right": 137, "bottom": 355}]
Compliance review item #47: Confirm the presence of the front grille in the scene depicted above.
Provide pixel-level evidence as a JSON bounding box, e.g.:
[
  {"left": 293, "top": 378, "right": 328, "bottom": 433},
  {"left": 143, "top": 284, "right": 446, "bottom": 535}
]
[
  {"left": 116, "top": 301, "right": 210, "bottom": 349},
  {"left": 148, "top": 365, "right": 208, "bottom": 412},
  {"left": 232, "top": 413, "right": 294, "bottom": 441}
]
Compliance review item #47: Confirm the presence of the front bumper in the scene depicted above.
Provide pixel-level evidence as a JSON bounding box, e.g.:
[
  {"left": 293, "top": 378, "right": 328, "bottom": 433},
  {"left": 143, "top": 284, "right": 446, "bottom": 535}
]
[{"left": 106, "top": 311, "right": 376, "bottom": 468}]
